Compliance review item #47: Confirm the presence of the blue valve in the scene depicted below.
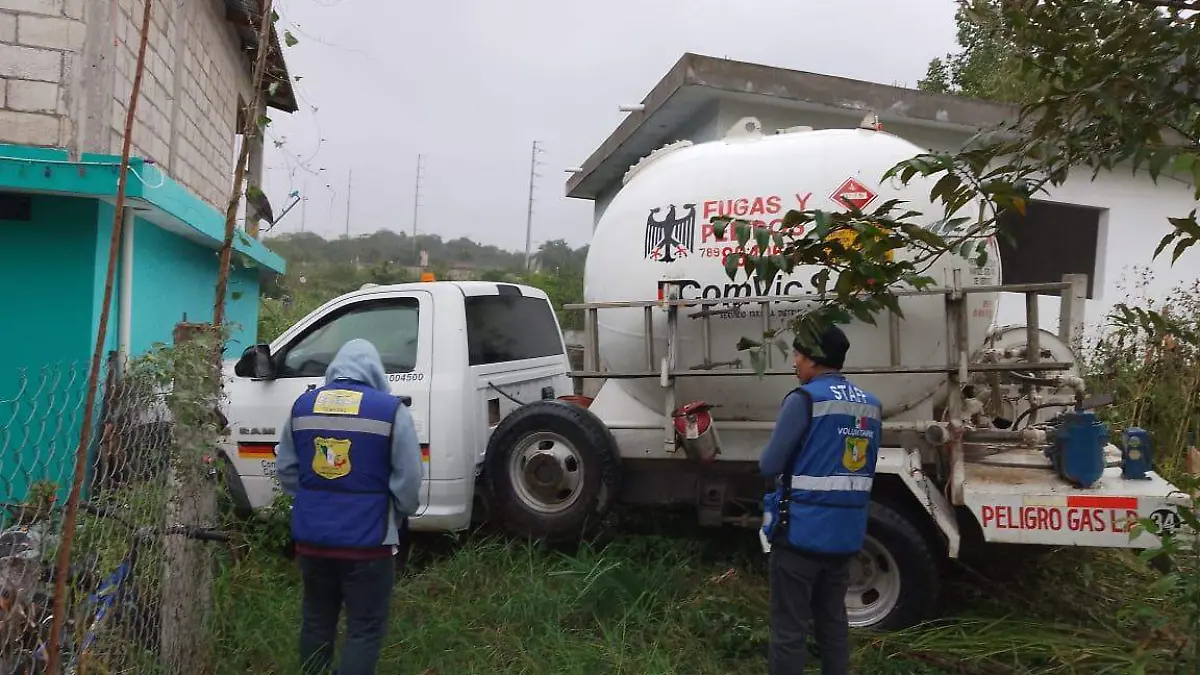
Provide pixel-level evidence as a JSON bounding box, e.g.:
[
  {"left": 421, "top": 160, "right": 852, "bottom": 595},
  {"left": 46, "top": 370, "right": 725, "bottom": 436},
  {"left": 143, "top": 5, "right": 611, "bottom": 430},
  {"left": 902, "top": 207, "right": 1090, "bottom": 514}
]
[
  {"left": 1051, "top": 412, "right": 1107, "bottom": 488},
  {"left": 1122, "top": 427, "right": 1153, "bottom": 480}
]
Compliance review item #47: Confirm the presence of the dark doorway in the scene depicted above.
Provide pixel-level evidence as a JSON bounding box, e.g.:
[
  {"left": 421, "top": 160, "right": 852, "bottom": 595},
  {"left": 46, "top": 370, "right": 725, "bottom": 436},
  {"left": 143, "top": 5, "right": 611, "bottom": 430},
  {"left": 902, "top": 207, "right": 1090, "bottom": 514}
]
[{"left": 996, "top": 200, "right": 1103, "bottom": 298}]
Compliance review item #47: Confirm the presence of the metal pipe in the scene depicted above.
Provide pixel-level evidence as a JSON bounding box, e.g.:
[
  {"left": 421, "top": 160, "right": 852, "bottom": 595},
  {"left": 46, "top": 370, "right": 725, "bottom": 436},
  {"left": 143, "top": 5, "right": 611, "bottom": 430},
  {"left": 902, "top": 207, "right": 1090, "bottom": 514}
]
[
  {"left": 956, "top": 281, "right": 970, "bottom": 385},
  {"left": 568, "top": 360, "right": 1076, "bottom": 379},
  {"left": 888, "top": 310, "right": 901, "bottom": 366},
  {"left": 562, "top": 282, "right": 1074, "bottom": 311},
  {"left": 761, "top": 301, "right": 772, "bottom": 368},
  {"left": 945, "top": 270, "right": 965, "bottom": 423},
  {"left": 587, "top": 308, "right": 600, "bottom": 374},
  {"left": 663, "top": 288, "right": 679, "bottom": 452},
  {"left": 1025, "top": 292, "right": 1041, "bottom": 425},
  {"left": 1025, "top": 293, "right": 1041, "bottom": 364},
  {"left": 118, "top": 209, "right": 135, "bottom": 369},
  {"left": 701, "top": 311, "right": 713, "bottom": 365},
  {"left": 643, "top": 306, "right": 654, "bottom": 371}
]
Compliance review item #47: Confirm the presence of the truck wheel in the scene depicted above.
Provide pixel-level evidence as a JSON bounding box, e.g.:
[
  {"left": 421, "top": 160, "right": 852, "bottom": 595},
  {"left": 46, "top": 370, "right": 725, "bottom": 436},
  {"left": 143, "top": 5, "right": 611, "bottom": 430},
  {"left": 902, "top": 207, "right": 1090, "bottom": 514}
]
[
  {"left": 486, "top": 401, "right": 620, "bottom": 543},
  {"left": 848, "top": 502, "right": 939, "bottom": 631},
  {"left": 218, "top": 453, "right": 254, "bottom": 520}
]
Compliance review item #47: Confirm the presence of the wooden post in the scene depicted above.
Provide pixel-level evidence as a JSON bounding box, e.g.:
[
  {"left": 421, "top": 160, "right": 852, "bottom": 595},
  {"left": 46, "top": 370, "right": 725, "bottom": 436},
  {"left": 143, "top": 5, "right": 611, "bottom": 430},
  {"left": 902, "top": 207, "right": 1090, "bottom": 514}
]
[{"left": 159, "top": 321, "right": 219, "bottom": 674}]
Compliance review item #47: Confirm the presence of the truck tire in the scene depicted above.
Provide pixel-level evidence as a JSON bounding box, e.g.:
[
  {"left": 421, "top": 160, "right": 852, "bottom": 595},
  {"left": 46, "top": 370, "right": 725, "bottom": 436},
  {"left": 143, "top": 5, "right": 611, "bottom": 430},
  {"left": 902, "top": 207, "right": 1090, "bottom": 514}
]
[
  {"left": 218, "top": 453, "right": 255, "bottom": 520},
  {"left": 485, "top": 400, "right": 620, "bottom": 543},
  {"left": 848, "top": 501, "right": 939, "bottom": 631}
]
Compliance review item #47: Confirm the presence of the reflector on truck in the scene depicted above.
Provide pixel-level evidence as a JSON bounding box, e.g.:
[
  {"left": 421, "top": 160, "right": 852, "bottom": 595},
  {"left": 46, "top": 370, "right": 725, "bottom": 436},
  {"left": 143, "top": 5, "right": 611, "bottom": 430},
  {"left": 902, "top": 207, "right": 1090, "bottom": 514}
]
[{"left": 237, "top": 442, "right": 276, "bottom": 460}]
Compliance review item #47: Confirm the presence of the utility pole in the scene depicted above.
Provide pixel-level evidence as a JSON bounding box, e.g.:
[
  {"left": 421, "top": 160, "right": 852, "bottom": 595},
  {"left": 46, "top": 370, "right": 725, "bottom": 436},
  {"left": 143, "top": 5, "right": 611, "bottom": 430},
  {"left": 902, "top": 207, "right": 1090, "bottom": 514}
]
[
  {"left": 412, "top": 154, "right": 423, "bottom": 263},
  {"left": 524, "top": 140, "right": 544, "bottom": 271},
  {"left": 344, "top": 168, "right": 354, "bottom": 238}
]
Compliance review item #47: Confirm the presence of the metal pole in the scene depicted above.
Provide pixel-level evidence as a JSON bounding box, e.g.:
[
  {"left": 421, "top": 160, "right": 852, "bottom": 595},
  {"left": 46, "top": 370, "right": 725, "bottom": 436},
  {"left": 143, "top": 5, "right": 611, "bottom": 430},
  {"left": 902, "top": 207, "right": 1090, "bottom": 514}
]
[
  {"left": 524, "top": 140, "right": 540, "bottom": 271},
  {"left": 412, "top": 154, "right": 422, "bottom": 261},
  {"left": 344, "top": 168, "right": 352, "bottom": 238}
]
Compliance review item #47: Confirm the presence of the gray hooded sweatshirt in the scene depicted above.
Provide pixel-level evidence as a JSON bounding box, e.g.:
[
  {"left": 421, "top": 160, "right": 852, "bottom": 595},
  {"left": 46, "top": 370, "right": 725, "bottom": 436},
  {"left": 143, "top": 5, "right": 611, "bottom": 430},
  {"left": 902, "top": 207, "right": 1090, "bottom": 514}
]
[{"left": 274, "top": 339, "right": 423, "bottom": 547}]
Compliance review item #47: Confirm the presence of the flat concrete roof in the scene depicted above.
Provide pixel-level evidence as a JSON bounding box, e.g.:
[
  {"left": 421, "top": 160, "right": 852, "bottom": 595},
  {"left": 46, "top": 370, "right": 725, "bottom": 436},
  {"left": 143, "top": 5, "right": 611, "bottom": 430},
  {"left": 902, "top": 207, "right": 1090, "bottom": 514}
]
[{"left": 565, "top": 52, "right": 1017, "bottom": 200}]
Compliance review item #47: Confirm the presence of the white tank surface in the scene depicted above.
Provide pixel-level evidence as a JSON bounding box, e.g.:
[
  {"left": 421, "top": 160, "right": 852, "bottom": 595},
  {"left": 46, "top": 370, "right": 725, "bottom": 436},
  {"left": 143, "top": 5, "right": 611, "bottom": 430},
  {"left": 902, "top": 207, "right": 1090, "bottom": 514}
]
[{"left": 584, "top": 120, "right": 1002, "bottom": 421}]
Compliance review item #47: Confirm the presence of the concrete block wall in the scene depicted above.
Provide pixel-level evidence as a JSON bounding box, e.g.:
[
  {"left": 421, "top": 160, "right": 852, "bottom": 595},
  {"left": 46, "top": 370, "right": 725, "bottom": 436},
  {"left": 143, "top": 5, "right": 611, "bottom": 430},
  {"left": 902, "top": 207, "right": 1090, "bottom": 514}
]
[
  {"left": 0, "top": 0, "right": 82, "bottom": 148},
  {"left": 0, "top": 0, "right": 256, "bottom": 211}
]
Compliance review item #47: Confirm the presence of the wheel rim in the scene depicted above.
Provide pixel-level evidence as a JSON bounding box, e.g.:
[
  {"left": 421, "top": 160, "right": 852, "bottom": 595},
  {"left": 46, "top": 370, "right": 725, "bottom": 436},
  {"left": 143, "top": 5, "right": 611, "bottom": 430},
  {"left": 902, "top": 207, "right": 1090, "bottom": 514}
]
[
  {"left": 846, "top": 534, "right": 902, "bottom": 628},
  {"left": 507, "top": 432, "right": 585, "bottom": 515}
]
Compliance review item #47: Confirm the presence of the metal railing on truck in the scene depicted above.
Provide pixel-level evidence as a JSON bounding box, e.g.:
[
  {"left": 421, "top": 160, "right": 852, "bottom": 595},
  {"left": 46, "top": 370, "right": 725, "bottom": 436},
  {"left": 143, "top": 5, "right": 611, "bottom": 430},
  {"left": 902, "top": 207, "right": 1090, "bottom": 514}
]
[
  {"left": 564, "top": 273, "right": 1090, "bottom": 503},
  {"left": 566, "top": 273, "right": 1088, "bottom": 383}
]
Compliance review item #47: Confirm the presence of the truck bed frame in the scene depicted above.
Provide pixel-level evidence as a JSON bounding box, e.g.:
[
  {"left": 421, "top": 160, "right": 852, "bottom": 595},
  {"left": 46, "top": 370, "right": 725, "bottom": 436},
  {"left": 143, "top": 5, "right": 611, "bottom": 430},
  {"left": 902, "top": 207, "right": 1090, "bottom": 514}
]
[{"left": 564, "top": 273, "right": 1191, "bottom": 556}]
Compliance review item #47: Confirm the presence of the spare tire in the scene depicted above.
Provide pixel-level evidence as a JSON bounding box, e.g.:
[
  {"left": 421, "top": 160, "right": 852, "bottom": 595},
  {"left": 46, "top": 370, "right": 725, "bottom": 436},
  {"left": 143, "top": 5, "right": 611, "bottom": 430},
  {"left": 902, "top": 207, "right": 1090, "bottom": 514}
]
[{"left": 485, "top": 400, "right": 620, "bottom": 543}]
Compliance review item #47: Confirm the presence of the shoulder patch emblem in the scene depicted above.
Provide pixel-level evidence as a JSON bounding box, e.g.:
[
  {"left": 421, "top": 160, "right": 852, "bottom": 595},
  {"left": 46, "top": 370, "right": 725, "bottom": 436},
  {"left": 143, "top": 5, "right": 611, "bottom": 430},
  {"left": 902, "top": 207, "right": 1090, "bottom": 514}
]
[
  {"left": 313, "top": 437, "right": 352, "bottom": 479},
  {"left": 313, "top": 389, "right": 363, "bottom": 415},
  {"left": 843, "top": 437, "right": 868, "bottom": 472}
]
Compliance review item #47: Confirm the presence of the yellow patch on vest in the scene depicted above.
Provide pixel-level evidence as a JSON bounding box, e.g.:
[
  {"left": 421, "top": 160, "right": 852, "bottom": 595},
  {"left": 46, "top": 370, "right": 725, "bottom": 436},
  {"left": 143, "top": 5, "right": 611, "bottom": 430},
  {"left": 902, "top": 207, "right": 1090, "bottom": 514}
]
[
  {"left": 843, "top": 437, "right": 868, "bottom": 472},
  {"left": 312, "top": 437, "right": 352, "bottom": 479},
  {"left": 313, "top": 389, "right": 363, "bottom": 415}
]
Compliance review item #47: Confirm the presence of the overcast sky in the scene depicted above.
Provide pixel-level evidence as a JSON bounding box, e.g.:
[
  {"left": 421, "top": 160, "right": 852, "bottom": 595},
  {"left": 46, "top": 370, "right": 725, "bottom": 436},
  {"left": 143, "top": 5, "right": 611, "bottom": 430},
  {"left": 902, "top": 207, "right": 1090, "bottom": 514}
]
[{"left": 261, "top": 0, "right": 960, "bottom": 252}]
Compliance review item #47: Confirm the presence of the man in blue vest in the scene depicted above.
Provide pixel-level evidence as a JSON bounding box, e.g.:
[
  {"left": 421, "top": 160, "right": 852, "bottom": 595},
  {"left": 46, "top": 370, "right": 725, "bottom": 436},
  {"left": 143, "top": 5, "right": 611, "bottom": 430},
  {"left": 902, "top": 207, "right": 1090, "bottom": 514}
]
[
  {"left": 275, "top": 339, "right": 422, "bottom": 675},
  {"left": 759, "top": 324, "right": 882, "bottom": 675}
]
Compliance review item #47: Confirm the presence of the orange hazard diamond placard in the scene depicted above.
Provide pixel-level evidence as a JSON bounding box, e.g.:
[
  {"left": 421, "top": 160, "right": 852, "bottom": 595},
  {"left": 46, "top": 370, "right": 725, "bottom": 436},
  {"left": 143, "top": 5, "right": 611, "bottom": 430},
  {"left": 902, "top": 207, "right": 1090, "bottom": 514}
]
[{"left": 830, "top": 177, "right": 878, "bottom": 211}]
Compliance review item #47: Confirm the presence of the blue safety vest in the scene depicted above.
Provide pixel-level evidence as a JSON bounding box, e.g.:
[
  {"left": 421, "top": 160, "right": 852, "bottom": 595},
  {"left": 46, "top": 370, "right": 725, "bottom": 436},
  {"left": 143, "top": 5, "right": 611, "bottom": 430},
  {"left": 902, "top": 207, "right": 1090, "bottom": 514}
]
[
  {"left": 761, "top": 373, "right": 883, "bottom": 556},
  {"left": 290, "top": 380, "right": 399, "bottom": 548}
]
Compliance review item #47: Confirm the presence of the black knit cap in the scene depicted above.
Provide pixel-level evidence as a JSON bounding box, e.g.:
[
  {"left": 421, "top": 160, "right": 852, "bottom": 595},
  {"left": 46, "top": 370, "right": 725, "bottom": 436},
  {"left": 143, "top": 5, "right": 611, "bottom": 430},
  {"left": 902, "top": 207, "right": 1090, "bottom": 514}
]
[{"left": 793, "top": 324, "right": 850, "bottom": 369}]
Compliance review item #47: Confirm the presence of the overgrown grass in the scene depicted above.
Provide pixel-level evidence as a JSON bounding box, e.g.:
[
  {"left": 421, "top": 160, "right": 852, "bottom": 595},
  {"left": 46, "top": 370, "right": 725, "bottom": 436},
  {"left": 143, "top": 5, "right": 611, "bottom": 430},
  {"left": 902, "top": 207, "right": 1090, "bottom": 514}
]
[{"left": 203, "top": 513, "right": 1190, "bottom": 675}]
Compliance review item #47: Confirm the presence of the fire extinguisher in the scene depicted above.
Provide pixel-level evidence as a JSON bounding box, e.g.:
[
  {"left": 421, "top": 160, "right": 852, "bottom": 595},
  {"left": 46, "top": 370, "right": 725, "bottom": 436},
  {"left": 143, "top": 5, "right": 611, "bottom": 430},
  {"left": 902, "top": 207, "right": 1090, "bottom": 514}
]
[{"left": 672, "top": 401, "right": 722, "bottom": 463}]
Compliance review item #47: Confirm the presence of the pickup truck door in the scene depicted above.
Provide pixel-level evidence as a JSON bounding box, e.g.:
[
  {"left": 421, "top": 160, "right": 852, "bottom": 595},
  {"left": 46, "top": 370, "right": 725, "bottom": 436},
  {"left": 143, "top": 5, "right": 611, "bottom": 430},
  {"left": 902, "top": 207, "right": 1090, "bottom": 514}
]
[{"left": 224, "top": 290, "right": 434, "bottom": 509}]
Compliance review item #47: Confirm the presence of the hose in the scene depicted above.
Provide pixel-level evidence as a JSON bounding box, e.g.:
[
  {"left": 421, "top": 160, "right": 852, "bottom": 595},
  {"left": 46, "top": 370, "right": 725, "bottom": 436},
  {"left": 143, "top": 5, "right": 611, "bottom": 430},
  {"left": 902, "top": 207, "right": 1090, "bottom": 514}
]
[
  {"left": 1006, "top": 370, "right": 1062, "bottom": 388},
  {"left": 488, "top": 382, "right": 527, "bottom": 407}
]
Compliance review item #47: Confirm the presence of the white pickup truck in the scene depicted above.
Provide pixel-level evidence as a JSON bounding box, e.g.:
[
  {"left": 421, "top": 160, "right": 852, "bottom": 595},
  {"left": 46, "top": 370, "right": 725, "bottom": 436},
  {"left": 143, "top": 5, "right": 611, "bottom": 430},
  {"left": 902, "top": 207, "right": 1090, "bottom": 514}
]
[{"left": 221, "top": 280, "right": 575, "bottom": 533}]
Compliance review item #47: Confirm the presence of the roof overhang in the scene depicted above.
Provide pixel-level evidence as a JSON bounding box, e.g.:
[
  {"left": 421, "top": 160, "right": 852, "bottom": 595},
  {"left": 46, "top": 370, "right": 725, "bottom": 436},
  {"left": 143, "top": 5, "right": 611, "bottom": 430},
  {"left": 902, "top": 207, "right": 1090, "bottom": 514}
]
[
  {"left": 0, "top": 145, "right": 287, "bottom": 275},
  {"left": 566, "top": 52, "right": 1018, "bottom": 200},
  {"left": 223, "top": 0, "right": 298, "bottom": 114}
]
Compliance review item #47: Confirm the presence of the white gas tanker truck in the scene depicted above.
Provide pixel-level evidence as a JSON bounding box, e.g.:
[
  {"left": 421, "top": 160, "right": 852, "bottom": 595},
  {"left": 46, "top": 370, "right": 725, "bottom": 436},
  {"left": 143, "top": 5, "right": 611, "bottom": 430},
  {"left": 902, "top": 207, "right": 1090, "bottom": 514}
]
[{"left": 220, "top": 117, "right": 1192, "bottom": 632}]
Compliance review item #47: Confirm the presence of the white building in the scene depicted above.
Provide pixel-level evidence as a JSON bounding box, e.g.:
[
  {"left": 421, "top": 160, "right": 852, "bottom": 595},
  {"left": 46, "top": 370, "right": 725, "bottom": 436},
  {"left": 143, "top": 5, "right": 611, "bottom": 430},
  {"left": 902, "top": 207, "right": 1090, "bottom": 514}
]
[{"left": 566, "top": 53, "right": 1199, "bottom": 343}]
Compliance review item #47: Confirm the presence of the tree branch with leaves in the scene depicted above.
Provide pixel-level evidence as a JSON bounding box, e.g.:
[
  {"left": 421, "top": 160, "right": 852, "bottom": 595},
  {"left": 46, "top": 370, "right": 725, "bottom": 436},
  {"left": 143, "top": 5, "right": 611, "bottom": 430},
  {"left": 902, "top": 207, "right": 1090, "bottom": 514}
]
[{"left": 722, "top": 0, "right": 1200, "bottom": 363}]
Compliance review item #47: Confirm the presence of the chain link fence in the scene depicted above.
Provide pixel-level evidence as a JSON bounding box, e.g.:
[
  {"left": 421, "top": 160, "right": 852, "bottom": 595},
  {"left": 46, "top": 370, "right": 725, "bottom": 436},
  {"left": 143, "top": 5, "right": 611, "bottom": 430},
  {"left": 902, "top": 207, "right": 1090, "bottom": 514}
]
[{"left": 0, "top": 344, "right": 225, "bottom": 674}]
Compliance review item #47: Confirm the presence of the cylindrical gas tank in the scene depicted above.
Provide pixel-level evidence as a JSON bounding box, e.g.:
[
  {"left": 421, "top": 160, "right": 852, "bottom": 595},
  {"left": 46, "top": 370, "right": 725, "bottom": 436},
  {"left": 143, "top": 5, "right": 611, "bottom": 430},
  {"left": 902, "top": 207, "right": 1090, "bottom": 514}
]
[{"left": 584, "top": 123, "right": 1002, "bottom": 420}]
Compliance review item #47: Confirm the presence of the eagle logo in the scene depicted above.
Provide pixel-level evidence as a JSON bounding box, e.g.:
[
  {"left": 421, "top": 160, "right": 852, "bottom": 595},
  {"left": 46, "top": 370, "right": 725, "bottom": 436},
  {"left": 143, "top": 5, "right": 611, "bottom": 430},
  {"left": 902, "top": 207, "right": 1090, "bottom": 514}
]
[{"left": 644, "top": 204, "right": 697, "bottom": 263}]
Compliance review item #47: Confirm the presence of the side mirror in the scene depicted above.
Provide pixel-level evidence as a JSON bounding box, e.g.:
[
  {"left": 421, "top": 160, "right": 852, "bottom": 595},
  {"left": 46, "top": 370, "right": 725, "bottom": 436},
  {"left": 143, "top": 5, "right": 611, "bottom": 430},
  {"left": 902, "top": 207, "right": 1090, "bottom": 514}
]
[{"left": 234, "top": 345, "right": 275, "bottom": 379}]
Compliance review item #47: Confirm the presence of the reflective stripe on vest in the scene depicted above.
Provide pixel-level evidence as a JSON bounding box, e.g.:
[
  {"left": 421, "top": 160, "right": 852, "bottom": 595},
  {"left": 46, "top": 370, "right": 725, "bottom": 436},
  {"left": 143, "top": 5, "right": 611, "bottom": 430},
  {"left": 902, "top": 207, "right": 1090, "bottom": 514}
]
[
  {"left": 810, "top": 400, "right": 881, "bottom": 420},
  {"left": 790, "top": 474, "right": 874, "bottom": 492},
  {"left": 292, "top": 415, "right": 393, "bottom": 437}
]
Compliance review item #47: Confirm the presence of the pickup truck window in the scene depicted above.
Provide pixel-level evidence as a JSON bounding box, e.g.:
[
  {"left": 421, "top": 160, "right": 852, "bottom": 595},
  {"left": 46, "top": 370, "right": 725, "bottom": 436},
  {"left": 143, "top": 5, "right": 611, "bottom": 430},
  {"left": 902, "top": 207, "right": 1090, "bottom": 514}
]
[
  {"left": 465, "top": 295, "right": 564, "bottom": 366},
  {"left": 278, "top": 298, "right": 420, "bottom": 377}
]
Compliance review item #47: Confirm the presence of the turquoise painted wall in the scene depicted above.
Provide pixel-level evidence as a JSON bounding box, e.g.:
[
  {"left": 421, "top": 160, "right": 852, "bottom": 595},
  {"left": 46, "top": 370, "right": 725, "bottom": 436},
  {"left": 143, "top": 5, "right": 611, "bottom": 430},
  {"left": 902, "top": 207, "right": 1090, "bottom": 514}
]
[
  {"left": 129, "top": 216, "right": 261, "bottom": 356},
  {"left": 0, "top": 194, "right": 100, "bottom": 501},
  {"left": 0, "top": 196, "right": 267, "bottom": 504},
  {"left": 0, "top": 147, "right": 283, "bottom": 505},
  {"left": 0, "top": 195, "right": 99, "bottom": 369}
]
